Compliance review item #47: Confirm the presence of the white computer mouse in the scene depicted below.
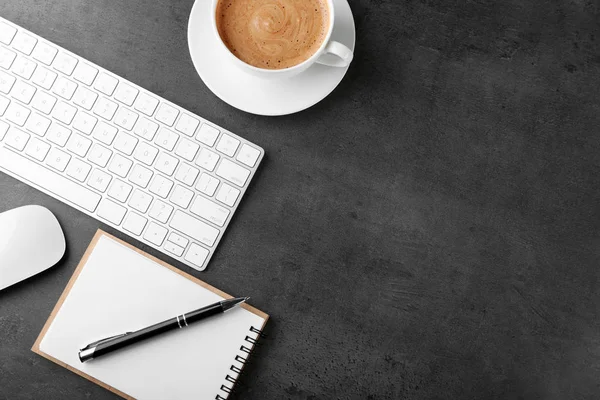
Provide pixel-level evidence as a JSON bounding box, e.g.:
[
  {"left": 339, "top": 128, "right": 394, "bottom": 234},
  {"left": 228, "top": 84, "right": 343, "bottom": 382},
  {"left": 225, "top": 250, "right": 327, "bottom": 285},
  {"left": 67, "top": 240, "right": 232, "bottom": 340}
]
[{"left": 0, "top": 205, "right": 66, "bottom": 291}]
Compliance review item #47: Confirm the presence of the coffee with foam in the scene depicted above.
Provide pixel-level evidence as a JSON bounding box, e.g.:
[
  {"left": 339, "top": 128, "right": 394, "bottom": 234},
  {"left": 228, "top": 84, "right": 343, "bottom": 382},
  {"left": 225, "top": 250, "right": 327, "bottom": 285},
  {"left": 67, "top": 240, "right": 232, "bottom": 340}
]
[{"left": 216, "top": 0, "right": 330, "bottom": 70}]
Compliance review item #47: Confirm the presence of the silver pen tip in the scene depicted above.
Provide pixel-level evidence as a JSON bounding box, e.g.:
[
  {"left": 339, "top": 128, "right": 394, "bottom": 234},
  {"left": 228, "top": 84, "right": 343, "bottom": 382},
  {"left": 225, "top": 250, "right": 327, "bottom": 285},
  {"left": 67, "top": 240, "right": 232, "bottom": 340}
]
[{"left": 221, "top": 297, "right": 249, "bottom": 311}]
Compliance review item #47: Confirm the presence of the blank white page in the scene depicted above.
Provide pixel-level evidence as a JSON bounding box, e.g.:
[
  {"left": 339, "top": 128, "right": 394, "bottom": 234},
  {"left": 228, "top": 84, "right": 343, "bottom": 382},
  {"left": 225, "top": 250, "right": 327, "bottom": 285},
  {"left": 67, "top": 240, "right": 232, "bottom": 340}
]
[{"left": 39, "top": 235, "right": 265, "bottom": 399}]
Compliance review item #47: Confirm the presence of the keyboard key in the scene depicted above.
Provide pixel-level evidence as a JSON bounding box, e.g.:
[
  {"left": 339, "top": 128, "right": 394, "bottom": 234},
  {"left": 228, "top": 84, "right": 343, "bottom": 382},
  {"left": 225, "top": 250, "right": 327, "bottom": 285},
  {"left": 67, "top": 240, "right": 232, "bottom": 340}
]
[
  {"left": 24, "top": 113, "right": 50, "bottom": 136},
  {"left": 11, "top": 31, "right": 37, "bottom": 55},
  {"left": 155, "top": 152, "right": 179, "bottom": 176},
  {"left": 108, "top": 153, "right": 133, "bottom": 177},
  {"left": 169, "top": 232, "right": 189, "bottom": 248},
  {"left": 5, "top": 101, "right": 30, "bottom": 126},
  {"left": 5, "top": 127, "right": 30, "bottom": 151},
  {"left": 72, "top": 111, "right": 97, "bottom": 135},
  {"left": 164, "top": 241, "right": 184, "bottom": 257},
  {"left": 24, "top": 137, "right": 50, "bottom": 161},
  {"left": 123, "top": 212, "right": 147, "bottom": 236},
  {"left": 92, "top": 121, "right": 118, "bottom": 145},
  {"left": 0, "top": 70, "right": 15, "bottom": 93},
  {"left": 113, "top": 131, "right": 138, "bottom": 155},
  {"left": 92, "top": 96, "right": 118, "bottom": 120},
  {"left": 185, "top": 243, "right": 209, "bottom": 269},
  {"left": 46, "top": 123, "right": 71, "bottom": 147},
  {"left": 144, "top": 222, "right": 168, "bottom": 246},
  {"left": 196, "top": 173, "right": 219, "bottom": 197},
  {"left": 46, "top": 147, "right": 71, "bottom": 171},
  {"left": 134, "top": 92, "right": 158, "bottom": 116},
  {"left": 170, "top": 210, "right": 219, "bottom": 247},
  {"left": 196, "top": 123, "right": 219, "bottom": 146},
  {"left": 175, "top": 114, "right": 200, "bottom": 137},
  {"left": 216, "top": 158, "right": 250, "bottom": 187},
  {"left": 216, "top": 183, "right": 240, "bottom": 207},
  {"left": 87, "top": 168, "right": 112, "bottom": 192},
  {"left": 114, "top": 107, "right": 138, "bottom": 130},
  {"left": 11, "top": 80, "right": 36, "bottom": 104},
  {"left": 0, "top": 120, "right": 8, "bottom": 139},
  {"left": 0, "top": 147, "right": 101, "bottom": 212},
  {"left": 52, "top": 76, "right": 77, "bottom": 100},
  {"left": 0, "top": 96, "right": 9, "bottom": 116},
  {"left": 175, "top": 138, "right": 199, "bottom": 162},
  {"left": 190, "top": 195, "right": 230, "bottom": 227},
  {"left": 11, "top": 56, "right": 36, "bottom": 79},
  {"left": 66, "top": 133, "right": 92, "bottom": 157},
  {"left": 94, "top": 72, "right": 118, "bottom": 96},
  {"left": 133, "top": 117, "right": 159, "bottom": 140},
  {"left": 0, "top": 22, "right": 17, "bottom": 45},
  {"left": 88, "top": 143, "right": 112, "bottom": 167},
  {"left": 51, "top": 101, "right": 76, "bottom": 124},
  {"left": 66, "top": 158, "right": 92, "bottom": 182},
  {"left": 133, "top": 141, "right": 158, "bottom": 165},
  {"left": 32, "top": 42, "right": 57, "bottom": 65},
  {"left": 31, "top": 66, "right": 57, "bottom": 90},
  {"left": 97, "top": 198, "right": 127, "bottom": 225},
  {"left": 170, "top": 185, "right": 194, "bottom": 209},
  {"left": 196, "top": 148, "right": 219, "bottom": 171},
  {"left": 129, "top": 163, "right": 153, "bottom": 188},
  {"left": 53, "top": 52, "right": 78, "bottom": 75},
  {"left": 0, "top": 47, "right": 16, "bottom": 69},
  {"left": 31, "top": 90, "right": 57, "bottom": 114},
  {"left": 129, "top": 189, "right": 153, "bottom": 213},
  {"left": 72, "top": 86, "right": 98, "bottom": 110},
  {"left": 108, "top": 179, "right": 133, "bottom": 203},
  {"left": 72, "top": 62, "right": 98, "bottom": 86},
  {"left": 149, "top": 174, "right": 174, "bottom": 198},
  {"left": 155, "top": 102, "right": 178, "bottom": 126},
  {"left": 155, "top": 127, "right": 179, "bottom": 151},
  {"left": 175, "top": 163, "right": 199, "bottom": 186},
  {"left": 149, "top": 199, "right": 174, "bottom": 223},
  {"left": 114, "top": 82, "right": 138, "bottom": 106},
  {"left": 216, "top": 134, "right": 240, "bottom": 157}
]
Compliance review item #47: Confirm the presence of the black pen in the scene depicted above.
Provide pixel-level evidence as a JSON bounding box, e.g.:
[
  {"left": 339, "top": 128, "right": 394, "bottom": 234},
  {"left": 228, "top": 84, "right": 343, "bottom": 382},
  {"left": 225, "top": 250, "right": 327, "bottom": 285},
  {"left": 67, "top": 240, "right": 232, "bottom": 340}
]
[{"left": 79, "top": 297, "right": 249, "bottom": 362}]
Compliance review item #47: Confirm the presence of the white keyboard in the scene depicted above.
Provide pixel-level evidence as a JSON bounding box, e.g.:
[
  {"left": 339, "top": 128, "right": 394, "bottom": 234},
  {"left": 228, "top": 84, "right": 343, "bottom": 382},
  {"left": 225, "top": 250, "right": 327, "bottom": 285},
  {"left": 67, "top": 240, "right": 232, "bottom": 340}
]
[{"left": 0, "top": 16, "right": 264, "bottom": 271}]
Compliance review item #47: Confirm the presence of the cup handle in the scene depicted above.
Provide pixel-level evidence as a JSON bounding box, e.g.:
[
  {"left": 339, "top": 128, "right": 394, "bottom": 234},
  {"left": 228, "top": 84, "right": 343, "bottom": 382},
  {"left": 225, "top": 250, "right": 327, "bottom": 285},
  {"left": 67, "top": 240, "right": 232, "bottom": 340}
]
[{"left": 316, "top": 41, "right": 353, "bottom": 67}]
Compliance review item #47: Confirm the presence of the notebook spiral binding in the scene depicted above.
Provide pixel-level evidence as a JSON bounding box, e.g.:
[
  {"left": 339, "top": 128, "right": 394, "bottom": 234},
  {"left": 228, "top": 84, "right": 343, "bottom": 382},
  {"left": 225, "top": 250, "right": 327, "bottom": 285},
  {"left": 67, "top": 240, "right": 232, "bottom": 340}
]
[{"left": 215, "top": 325, "right": 267, "bottom": 400}]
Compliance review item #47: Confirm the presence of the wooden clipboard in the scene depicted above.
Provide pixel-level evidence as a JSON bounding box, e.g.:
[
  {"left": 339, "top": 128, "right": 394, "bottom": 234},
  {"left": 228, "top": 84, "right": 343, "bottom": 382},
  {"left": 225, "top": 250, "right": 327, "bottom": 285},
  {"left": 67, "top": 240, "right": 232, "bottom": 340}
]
[{"left": 32, "top": 229, "right": 269, "bottom": 399}]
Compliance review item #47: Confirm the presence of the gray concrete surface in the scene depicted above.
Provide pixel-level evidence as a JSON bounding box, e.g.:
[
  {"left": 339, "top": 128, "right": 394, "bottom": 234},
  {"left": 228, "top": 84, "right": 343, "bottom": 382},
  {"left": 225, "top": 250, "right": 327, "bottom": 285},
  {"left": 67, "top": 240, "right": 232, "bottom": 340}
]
[{"left": 2, "top": 0, "right": 600, "bottom": 399}]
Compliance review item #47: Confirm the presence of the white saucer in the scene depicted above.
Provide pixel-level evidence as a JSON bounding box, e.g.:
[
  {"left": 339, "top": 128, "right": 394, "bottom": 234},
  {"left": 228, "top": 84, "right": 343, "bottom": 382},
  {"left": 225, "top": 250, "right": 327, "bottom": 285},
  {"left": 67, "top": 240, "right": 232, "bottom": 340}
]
[{"left": 187, "top": 0, "right": 356, "bottom": 116}]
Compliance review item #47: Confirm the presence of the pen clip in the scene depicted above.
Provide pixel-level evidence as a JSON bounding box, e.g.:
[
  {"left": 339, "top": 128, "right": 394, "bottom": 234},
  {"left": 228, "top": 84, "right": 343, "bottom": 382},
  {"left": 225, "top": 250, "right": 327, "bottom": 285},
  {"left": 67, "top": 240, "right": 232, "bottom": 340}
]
[{"left": 80, "top": 332, "right": 130, "bottom": 351}]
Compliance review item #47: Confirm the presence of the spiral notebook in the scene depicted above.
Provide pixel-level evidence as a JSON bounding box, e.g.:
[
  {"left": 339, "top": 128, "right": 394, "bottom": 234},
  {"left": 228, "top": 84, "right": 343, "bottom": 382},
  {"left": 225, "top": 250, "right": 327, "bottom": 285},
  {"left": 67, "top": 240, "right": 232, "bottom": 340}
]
[{"left": 32, "top": 230, "right": 268, "bottom": 400}]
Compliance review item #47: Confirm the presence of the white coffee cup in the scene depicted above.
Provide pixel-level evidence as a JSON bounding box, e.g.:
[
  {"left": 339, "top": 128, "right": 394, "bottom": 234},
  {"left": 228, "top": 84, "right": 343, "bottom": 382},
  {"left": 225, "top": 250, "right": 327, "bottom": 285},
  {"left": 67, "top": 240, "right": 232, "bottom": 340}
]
[{"left": 211, "top": 0, "right": 353, "bottom": 79}]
